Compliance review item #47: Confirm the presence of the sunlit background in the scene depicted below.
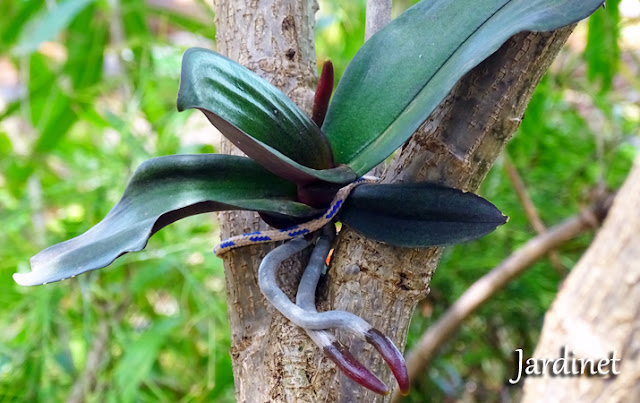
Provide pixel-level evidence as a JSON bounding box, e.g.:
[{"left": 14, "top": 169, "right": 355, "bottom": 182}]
[{"left": 1, "top": 0, "right": 638, "bottom": 401}]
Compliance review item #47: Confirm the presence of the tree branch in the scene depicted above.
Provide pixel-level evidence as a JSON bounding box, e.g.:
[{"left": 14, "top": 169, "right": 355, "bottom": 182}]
[
  {"left": 504, "top": 153, "right": 566, "bottom": 273},
  {"left": 522, "top": 156, "right": 640, "bottom": 401},
  {"left": 66, "top": 300, "right": 128, "bottom": 403},
  {"left": 146, "top": 0, "right": 210, "bottom": 22},
  {"left": 212, "top": 1, "right": 321, "bottom": 401},
  {"left": 392, "top": 193, "right": 612, "bottom": 402},
  {"left": 365, "top": 0, "right": 392, "bottom": 41}
]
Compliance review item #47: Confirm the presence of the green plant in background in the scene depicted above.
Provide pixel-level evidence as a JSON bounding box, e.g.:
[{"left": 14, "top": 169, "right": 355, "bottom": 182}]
[
  {"left": 1, "top": 0, "right": 637, "bottom": 401},
  {"left": 1, "top": 1, "right": 231, "bottom": 402}
]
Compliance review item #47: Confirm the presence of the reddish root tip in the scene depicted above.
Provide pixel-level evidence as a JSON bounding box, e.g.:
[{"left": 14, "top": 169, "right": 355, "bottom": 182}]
[
  {"left": 324, "top": 341, "right": 389, "bottom": 395},
  {"left": 366, "top": 328, "right": 410, "bottom": 395}
]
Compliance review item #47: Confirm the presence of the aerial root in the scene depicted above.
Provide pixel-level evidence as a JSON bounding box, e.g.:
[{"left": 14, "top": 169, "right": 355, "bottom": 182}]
[{"left": 257, "top": 227, "right": 409, "bottom": 395}]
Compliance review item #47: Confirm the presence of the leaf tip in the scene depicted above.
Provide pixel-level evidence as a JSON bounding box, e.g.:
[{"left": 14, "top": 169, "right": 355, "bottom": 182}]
[
  {"left": 177, "top": 47, "right": 210, "bottom": 113},
  {"left": 12, "top": 272, "right": 28, "bottom": 286},
  {"left": 12, "top": 271, "right": 45, "bottom": 287}
]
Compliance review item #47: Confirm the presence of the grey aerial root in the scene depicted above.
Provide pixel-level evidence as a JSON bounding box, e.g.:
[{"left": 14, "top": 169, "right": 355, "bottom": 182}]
[{"left": 257, "top": 228, "right": 409, "bottom": 395}]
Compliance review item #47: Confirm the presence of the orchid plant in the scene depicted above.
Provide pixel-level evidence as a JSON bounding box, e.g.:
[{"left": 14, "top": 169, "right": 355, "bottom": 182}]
[{"left": 14, "top": 0, "right": 604, "bottom": 396}]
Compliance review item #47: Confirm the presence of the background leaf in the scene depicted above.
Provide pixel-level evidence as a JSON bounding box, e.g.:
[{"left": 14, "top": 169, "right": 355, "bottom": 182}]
[
  {"left": 113, "top": 318, "right": 181, "bottom": 402},
  {"left": 28, "top": 53, "right": 78, "bottom": 154},
  {"left": 14, "top": 0, "right": 96, "bottom": 55},
  {"left": 65, "top": 2, "right": 108, "bottom": 90},
  {"left": 586, "top": 0, "right": 621, "bottom": 92},
  {"left": 322, "top": 0, "right": 605, "bottom": 175},
  {"left": 0, "top": 0, "right": 43, "bottom": 52}
]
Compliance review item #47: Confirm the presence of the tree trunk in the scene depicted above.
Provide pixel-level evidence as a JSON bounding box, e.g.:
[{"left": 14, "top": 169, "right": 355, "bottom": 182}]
[
  {"left": 213, "top": 1, "right": 322, "bottom": 401},
  {"left": 212, "top": 1, "right": 576, "bottom": 401},
  {"left": 521, "top": 156, "right": 640, "bottom": 402}
]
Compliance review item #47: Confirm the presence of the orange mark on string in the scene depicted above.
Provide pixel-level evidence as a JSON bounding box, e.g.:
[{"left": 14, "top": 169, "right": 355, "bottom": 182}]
[{"left": 326, "top": 248, "right": 334, "bottom": 266}]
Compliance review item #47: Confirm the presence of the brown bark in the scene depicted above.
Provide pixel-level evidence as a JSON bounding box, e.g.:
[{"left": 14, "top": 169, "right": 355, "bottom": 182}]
[
  {"left": 212, "top": 1, "right": 577, "bottom": 401},
  {"left": 521, "top": 156, "right": 640, "bottom": 402},
  {"left": 213, "top": 1, "right": 322, "bottom": 402},
  {"left": 365, "top": 0, "right": 392, "bottom": 41},
  {"left": 504, "top": 154, "right": 566, "bottom": 273}
]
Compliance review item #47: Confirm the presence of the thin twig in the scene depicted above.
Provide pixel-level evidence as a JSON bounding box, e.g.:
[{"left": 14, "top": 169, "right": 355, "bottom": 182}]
[
  {"left": 365, "top": 0, "right": 393, "bottom": 178},
  {"left": 66, "top": 319, "right": 109, "bottom": 403},
  {"left": 27, "top": 175, "right": 46, "bottom": 248},
  {"left": 146, "top": 0, "right": 210, "bottom": 22},
  {"left": 66, "top": 300, "right": 128, "bottom": 403},
  {"left": 106, "top": 0, "right": 133, "bottom": 100},
  {"left": 391, "top": 195, "right": 612, "bottom": 402},
  {"left": 503, "top": 154, "right": 566, "bottom": 273},
  {"left": 365, "top": 0, "right": 392, "bottom": 41}
]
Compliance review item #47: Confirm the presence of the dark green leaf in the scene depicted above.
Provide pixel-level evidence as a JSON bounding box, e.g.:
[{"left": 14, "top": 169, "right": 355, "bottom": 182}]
[
  {"left": 178, "top": 47, "right": 356, "bottom": 185},
  {"left": 338, "top": 183, "right": 507, "bottom": 247},
  {"left": 28, "top": 52, "right": 57, "bottom": 127},
  {"left": 14, "top": 154, "right": 320, "bottom": 286},
  {"left": 323, "top": 0, "right": 605, "bottom": 175},
  {"left": 5, "top": 159, "right": 35, "bottom": 198}
]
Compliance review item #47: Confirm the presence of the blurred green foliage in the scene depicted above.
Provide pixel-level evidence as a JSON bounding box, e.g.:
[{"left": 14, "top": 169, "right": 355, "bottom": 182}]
[{"left": 0, "top": 0, "right": 638, "bottom": 402}]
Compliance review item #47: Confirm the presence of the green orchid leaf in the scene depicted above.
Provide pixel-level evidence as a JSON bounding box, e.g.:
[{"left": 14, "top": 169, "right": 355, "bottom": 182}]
[
  {"left": 322, "top": 0, "right": 604, "bottom": 175},
  {"left": 178, "top": 47, "right": 356, "bottom": 185},
  {"left": 14, "top": 154, "right": 320, "bottom": 286},
  {"left": 338, "top": 183, "right": 507, "bottom": 247}
]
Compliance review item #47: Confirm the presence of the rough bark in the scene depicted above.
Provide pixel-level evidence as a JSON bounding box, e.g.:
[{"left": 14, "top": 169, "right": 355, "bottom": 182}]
[
  {"left": 521, "top": 156, "right": 640, "bottom": 402},
  {"left": 365, "top": 0, "right": 391, "bottom": 41},
  {"left": 213, "top": 1, "right": 323, "bottom": 402},
  {"left": 212, "top": 1, "right": 576, "bottom": 401}
]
